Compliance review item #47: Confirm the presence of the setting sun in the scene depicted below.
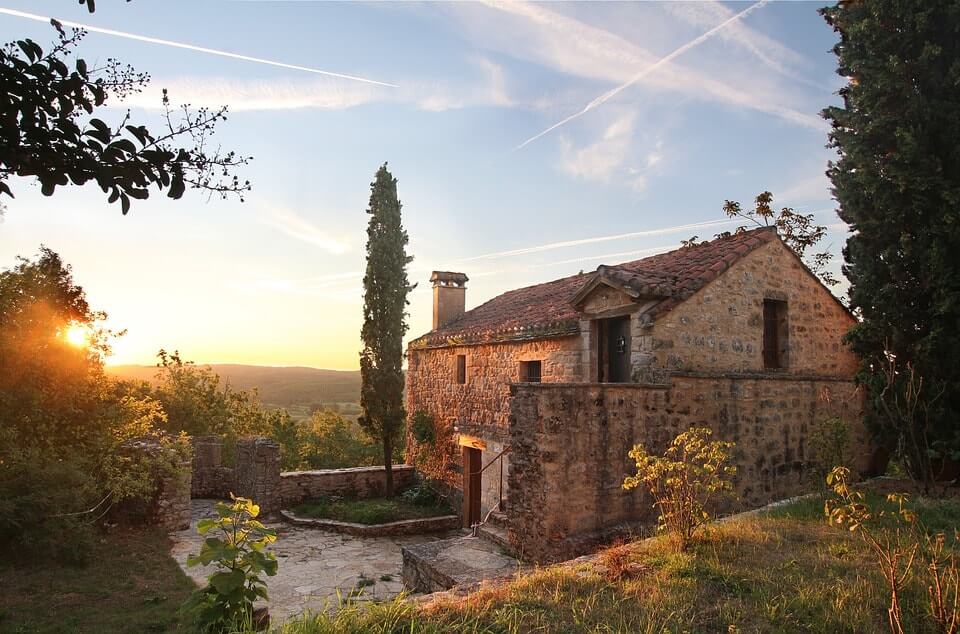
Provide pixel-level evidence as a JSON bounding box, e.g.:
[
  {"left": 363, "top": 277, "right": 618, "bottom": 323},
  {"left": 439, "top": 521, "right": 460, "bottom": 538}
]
[{"left": 64, "top": 323, "right": 89, "bottom": 348}]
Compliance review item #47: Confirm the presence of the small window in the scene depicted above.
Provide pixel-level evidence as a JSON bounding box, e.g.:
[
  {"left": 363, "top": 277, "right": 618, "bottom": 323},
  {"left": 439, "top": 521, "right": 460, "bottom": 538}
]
[
  {"left": 762, "top": 299, "right": 789, "bottom": 369},
  {"left": 520, "top": 360, "right": 542, "bottom": 383},
  {"left": 456, "top": 354, "right": 466, "bottom": 384}
]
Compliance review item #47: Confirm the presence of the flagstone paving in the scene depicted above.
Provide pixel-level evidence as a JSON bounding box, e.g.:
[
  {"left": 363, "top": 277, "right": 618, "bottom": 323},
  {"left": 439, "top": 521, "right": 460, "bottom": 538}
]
[{"left": 170, "top": 500, "right": 460, "bottom": 623}]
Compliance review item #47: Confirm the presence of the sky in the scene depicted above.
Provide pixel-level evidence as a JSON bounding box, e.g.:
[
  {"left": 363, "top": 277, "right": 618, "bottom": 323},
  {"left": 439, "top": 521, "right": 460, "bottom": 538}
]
[{"left": 0, "top": 1, "right": 849, "bottom": 370}]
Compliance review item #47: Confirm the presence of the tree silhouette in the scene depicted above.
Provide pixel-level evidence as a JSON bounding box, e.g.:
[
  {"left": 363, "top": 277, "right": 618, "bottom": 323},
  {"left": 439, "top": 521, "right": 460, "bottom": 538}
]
[{"left": 0, "top": 18, "right": 250, "bottom": 213}]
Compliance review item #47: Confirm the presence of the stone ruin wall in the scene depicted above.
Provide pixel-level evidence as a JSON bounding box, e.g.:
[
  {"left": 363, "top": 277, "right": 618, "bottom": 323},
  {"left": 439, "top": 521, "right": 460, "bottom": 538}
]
[
  {"left": 638, "top": 239, "right": 858, "bottom": 377},
  {"left": 119, "top": 436, "right": 192, "bottom": 532},
  {"left": 507, "top": 377, "right": 869, "bottom": 562}
]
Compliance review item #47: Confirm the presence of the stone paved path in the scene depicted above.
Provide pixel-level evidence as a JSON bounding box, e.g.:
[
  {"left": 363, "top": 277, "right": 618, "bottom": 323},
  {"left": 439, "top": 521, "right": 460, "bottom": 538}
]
[{"left": 170, "top": 500, "right": 459, "bottom": 623}]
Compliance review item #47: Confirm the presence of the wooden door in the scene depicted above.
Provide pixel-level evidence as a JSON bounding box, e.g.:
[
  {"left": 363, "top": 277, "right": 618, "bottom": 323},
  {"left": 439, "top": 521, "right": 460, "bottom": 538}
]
[
  {"left": 462, "top": 446, "right": 482, "bottom": 527},
  {"left": 597, "top": 316, "right": 631, "bottom": 383}
]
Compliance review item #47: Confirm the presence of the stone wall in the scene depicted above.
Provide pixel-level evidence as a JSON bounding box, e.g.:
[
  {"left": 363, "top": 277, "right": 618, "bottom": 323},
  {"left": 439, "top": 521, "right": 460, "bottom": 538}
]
[
  {"left": 119, "top": 436, "right": 192, "bottom": 532},
  {"left": 280, "top": 465, "right": 418, "bottom": 507},
  {"left": 191, "top": 435, "right": 234, "bottom": 498},
  {"left": 640, "top": 240, "right": 858, "bottom": 377},
  {"left": 507, "top": 377, "right": 869, "bottom": 562},
  {"left": 407, "top": 337, "right": 584, "bottom": 433},
  {"left": 235, "top": 437, "right": 282, "bottom": 519}
]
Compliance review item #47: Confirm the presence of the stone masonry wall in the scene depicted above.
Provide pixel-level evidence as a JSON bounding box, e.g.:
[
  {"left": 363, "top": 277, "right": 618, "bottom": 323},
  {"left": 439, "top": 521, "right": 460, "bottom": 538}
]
[
  {"left": 280, "top": 465, "right": 417, "bottom": 507},
  {"left": 507, "top": 377, "right": 868, "bottom": 562},
  {"left": 191, "top": 435, "right": 234, "bottom": 498},
  {"left": 639, "top": 240, "right": 858, "bottom": 376},
  {"left": 234, "top": 437, "right": 281, "bottom": 519},
  {"left": 119, "top": 436, "right": 192, "bottom": 532},
  {"left": 406, "top": 337, "right": 585, "bottom": 516},
  {"left": 406, "top": 336, "right": 584, "bottom": 437}
]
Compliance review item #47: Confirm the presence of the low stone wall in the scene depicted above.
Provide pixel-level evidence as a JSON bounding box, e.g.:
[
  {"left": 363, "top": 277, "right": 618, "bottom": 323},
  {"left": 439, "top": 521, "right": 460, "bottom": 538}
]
[
  {"left": 507, "top": 376, "right": 870, "bottom": 562},
  {"left": 280, "top": 509, "right": 459, "bottom": 536},
  {"left": 279, "top": 465, "right": 417, "bottom": 507}
]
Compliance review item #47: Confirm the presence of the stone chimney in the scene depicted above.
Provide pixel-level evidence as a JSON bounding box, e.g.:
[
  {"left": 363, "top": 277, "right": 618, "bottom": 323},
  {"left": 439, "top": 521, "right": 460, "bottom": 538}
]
[{"left": 430, "top": 271, "right": 468, "bottom": 330}]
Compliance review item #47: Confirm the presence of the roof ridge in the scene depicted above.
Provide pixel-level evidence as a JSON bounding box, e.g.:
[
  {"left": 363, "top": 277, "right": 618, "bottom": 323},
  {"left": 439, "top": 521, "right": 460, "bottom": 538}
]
[{"left": 411, "top": 225, "right": 781, "bottom": 347}]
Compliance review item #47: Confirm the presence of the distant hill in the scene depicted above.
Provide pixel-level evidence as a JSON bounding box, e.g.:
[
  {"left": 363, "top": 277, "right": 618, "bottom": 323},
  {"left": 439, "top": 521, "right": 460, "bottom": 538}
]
[{"left": 106, "top": 363, "right": 361, "bottom": 412}]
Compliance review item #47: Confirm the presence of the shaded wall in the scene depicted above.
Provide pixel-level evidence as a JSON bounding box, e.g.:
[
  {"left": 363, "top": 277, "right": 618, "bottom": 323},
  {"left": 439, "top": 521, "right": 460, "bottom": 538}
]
[
  {"left": 280, "top": 465, "right": 417, "bottom": 507},
  {"left": 507, "top": 377, "right": 869, "bottom": 562}
]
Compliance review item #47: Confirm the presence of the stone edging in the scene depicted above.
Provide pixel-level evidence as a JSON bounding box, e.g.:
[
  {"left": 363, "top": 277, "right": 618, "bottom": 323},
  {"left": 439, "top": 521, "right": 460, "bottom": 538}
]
[{"left": 280, "top": 510, "right": 461, "bottom": 537}]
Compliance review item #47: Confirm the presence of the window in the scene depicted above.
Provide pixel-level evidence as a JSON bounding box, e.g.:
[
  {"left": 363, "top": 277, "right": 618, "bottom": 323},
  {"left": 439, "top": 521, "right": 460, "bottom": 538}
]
[
  {"left": 456, "top": 354, "right": 466, "bottom": 384},
  {"left": 520, "top": 360, "right": 542, "bottom": 383},
  {"left": 762, "top": 299, "right": 789, "bottom": 369}
]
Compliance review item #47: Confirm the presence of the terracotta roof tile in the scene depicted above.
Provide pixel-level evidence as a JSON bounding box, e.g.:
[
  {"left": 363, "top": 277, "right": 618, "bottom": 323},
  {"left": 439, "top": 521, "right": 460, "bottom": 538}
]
[{"left": 411, "top": 227, "right": 778, "bottom": 348}]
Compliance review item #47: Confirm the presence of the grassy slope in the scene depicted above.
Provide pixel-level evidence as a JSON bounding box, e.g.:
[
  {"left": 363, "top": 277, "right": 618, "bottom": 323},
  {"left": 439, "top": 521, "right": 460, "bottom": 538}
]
[
  {"left": 0, "top": 528, "right": 195, "bottom": 634},
  {"left": 2, "top": 492, "right": 956, "bottom": 633},
  {"left": 106, "top": 364, "right": 361, "bottom": 409},
  {"left": 281, "top": 492, "right": 960, "bottom": 633}
]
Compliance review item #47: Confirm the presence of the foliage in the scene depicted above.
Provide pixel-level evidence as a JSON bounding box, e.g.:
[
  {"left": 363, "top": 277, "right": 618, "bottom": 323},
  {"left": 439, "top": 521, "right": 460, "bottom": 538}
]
[
  {"left": 181, "top": 496, "right": 278, "bottom": 633},
  {"left": 0, "top": 247, "right": 186, "bottom": 560},
  {"left": 729, "top": 192, "right": 837, "bottom": 287},
  {"left": 623, "top": 427, "right": 737, "bottom": 550},
  {"left": 0, "top": 21, "right": 250, "bottom": 213},
  {"left": 359, "top": 163, "right": 414, "bottom": 496},
  {"left": 809, "top": 417, "right": 852, "bottom": 485},
  {"left": 825, "top": 467, "right": 960, "bottom": 634},
  {"left": 873, "top": 359, "right": 947, "bottom": 494},
  {"left": 292, "top": 494, "right": 451, "bottom": 525},
  {"left": 825, "top": 467, "right": 919, "bottom": 633},
  {"left": 399, "top": 481, "right": 442, "bottom": 507},
  {"left": 820, "top": 0, "right": 960, "bottom": 483},
  {"left": 297, "top": 410, "right": 387, "bottom": 470},
  {"left": 410, "top": 409, "right": 436, "bottom": 445},
  {"left": 406, "top": 409, "right": 460, "bottom": 490}
]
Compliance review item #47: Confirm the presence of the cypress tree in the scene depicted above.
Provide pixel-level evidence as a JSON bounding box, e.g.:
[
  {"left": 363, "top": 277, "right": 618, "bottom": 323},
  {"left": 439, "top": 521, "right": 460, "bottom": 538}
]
[
  {"left": 821, "top": 1, "right": 960, "bottom": 481},
  {"left": 359, "top": 163, "right": 413, "bottom": 496}
]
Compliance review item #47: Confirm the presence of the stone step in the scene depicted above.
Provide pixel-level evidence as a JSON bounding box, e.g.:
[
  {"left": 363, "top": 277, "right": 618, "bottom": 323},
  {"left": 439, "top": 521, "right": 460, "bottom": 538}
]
[
  {"left": 401, "top": 535, "right": 523, "bottom": 594},
  {"left": 487, "top": 510, "right": 508, "bottom": 528},
  {"left": 477, "top": 522, "right": 514, "bottom": 555}
]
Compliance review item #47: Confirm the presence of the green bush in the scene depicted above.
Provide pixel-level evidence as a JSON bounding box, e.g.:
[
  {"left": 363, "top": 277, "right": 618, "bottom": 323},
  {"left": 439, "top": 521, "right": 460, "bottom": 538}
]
[
  {"left": 623, "top": 427, "right": 737, "bottom": 551},
  {"left": 180, "top": 496, "right": 278, "bottom": 633}
]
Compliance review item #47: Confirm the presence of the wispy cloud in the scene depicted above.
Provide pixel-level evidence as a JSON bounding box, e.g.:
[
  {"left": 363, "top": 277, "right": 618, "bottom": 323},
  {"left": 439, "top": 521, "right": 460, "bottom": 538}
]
[
  {"left": 463, "top": 218, "right": 742, "bottom": 261},
  {"left": 660, "top": 1, "right": 824, "bottom": 90},
  {"left": 515, "top": 0, "right": 771, "bottom": 149},
  {"left": 116, "top": 58, "right": 519, "bottom": 113},
  {"left": 442, "top": 1, "right": 824, "bottom": 137},
  {"left": 558, "top": 113, "right": 660, "bottom": 192},
  {"left": 0, "top": 7, "right": 397, "bottom": 88},
  {"left": 260, "top": 208, "right": 351, "bottom": 254}
]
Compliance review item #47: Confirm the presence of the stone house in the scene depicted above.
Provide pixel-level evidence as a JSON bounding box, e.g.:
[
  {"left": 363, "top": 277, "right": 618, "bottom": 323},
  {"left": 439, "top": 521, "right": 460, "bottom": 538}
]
[{"left": 406, "top": 227, "right": 871, "bottom": 562}]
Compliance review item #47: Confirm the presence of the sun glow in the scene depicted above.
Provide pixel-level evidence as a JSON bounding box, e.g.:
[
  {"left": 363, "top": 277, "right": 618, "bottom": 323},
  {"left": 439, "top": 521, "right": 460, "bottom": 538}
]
[{"left": 64, "top": 323, "right": 90, "bottom": 348}]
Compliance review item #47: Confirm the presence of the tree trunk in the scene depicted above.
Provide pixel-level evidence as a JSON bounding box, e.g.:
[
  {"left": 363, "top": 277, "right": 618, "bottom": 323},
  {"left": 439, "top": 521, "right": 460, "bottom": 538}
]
[{"left": 384, "top": 435, "right": 394, "bottom": 497}]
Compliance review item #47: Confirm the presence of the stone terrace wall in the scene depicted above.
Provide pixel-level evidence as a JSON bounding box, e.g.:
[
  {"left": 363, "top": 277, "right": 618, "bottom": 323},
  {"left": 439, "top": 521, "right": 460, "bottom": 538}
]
[
  {"left": 280, "top": 465, "right": 417, "bottom": 508},
  {"left": 641, "top": 240, "right": 858, "bottom": 376},
  {"left": 507, "top": 376, "right": 869, "bottom": 562}
]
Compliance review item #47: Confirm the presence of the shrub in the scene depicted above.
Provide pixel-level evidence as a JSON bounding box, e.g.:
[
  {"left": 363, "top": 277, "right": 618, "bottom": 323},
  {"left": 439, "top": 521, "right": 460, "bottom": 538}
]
[
  {"left": 809, "top": 417, "right": 852, "bottom": 486},
  {"left": 180, "top": 496, "right": 278, "bottom": 633},
  {"left": 623, "top": 427, "right": 736, "bottom": 551},
  {"left": 410, "top": 409, "right": 435, "bottom": 445}
]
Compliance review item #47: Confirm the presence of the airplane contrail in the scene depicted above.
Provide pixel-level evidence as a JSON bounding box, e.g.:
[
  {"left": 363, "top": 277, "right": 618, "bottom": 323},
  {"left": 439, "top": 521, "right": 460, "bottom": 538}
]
[
  {"left": 462, "top": 218, "right": 741, "bottom": 261},
  {"left": 515, "top": 0, "right": 770, "bottom": 150},
  {"left": 0, "top": 7, "right": 398, "bottom": 88}
]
